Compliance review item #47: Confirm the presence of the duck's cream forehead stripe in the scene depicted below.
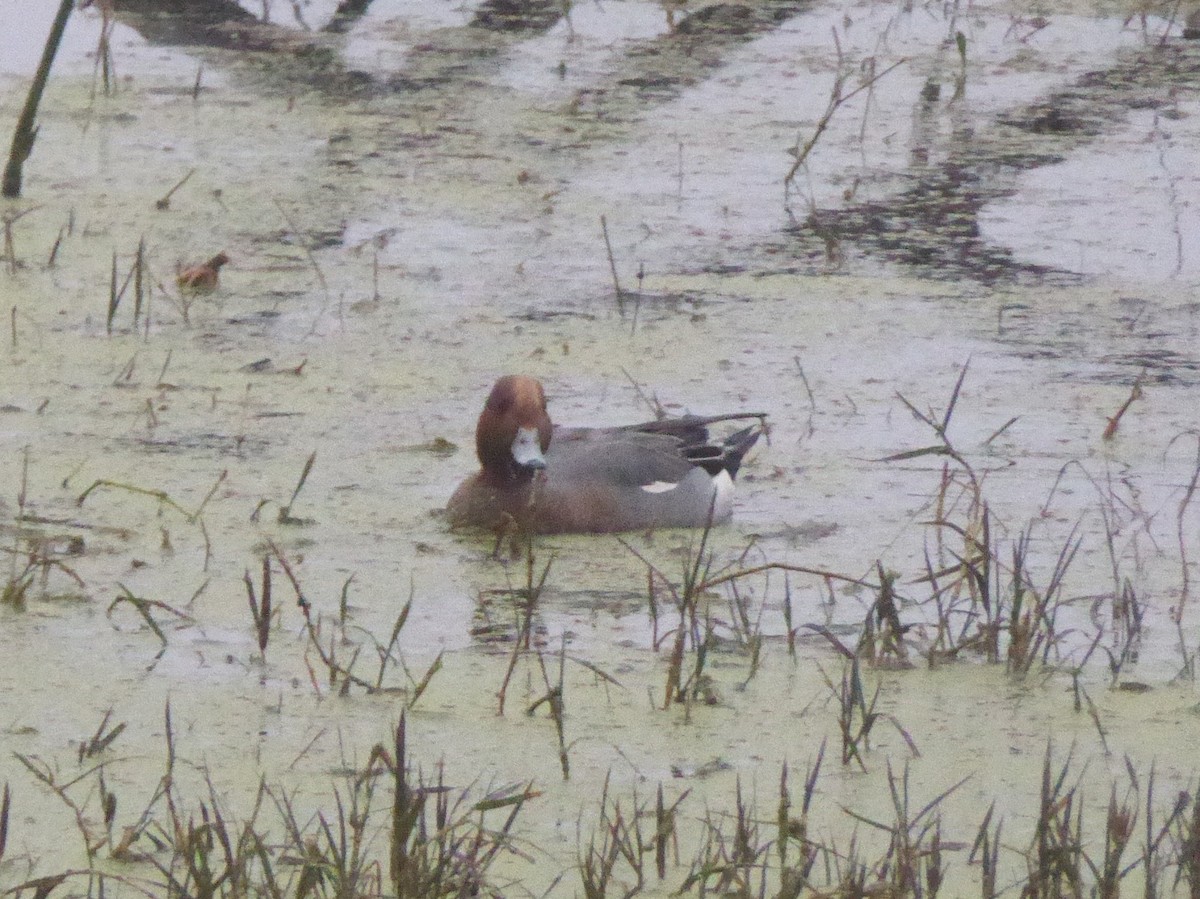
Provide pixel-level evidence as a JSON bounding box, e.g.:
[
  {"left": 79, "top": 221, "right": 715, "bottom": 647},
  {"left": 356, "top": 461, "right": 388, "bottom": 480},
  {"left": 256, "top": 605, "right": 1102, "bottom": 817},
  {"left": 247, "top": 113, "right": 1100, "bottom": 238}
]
[{"left": 511, "top": 426, "right": 545, "bottom": 466}]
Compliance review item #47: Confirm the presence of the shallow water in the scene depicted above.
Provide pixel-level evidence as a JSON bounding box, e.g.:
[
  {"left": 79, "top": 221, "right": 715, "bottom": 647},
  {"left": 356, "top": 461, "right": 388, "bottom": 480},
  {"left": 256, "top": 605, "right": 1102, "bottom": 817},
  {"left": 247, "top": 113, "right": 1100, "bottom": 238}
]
[{"left": 2, "top": 0, "right": 1200, "bottom": 894}]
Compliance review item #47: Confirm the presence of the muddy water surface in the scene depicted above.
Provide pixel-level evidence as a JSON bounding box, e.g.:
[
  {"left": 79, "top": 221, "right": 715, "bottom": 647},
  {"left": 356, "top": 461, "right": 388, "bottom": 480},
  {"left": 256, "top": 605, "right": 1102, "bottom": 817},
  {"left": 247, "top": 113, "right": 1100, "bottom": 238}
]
[{"left": 3, "top": 0, "right": 1200, "bottom": 894}]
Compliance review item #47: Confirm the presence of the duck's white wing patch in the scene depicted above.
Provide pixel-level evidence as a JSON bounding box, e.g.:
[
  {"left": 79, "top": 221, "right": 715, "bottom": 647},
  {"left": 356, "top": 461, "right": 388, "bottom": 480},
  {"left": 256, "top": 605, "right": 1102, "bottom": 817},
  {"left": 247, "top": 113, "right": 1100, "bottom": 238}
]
[{"left": 641, "top": 480, "right": 680, "bottom": 494}]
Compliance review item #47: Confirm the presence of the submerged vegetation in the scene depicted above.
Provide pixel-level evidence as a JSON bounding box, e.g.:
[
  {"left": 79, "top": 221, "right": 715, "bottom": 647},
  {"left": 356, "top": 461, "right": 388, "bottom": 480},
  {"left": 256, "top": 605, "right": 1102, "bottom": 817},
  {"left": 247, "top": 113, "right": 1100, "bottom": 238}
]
[
  {"left": 5, "top": 358, "right": 1200, "bottom": 896},
  {"left": 3, "top": 0, "right": 1200, "bottom": 896}
]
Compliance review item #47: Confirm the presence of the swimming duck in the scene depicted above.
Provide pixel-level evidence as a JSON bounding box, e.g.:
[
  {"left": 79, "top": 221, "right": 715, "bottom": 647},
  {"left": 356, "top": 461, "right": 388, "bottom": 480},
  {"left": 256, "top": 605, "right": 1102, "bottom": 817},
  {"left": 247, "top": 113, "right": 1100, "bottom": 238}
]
[{"left": 447, "top": 375, "right": 765, "bottom": 534}]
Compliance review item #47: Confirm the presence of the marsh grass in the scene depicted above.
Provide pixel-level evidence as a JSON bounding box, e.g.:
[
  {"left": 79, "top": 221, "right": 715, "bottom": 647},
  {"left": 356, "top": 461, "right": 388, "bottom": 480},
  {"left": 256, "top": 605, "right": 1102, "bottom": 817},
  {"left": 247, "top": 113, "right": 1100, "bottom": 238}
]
[
  {"left": 375, "top": 715, "right": 535, "bottom": 898},
  {"left": 77, "top": 710, "right": 126, "bottom": 763},
  {"left": 105, "top": 237, "right": 149, "bottom": 335},
  {"left": 8, "top": 579, "right": 1200, "bottom": 899},
  {"left": 819, "top": 657, "right": 881, "bottom": 770},
  {"left": 783, "top": 34, "right": 907, "bottom": 190},
  {"left": 844, "top": 761, "right": 966, "bottom": 898},
  {"left": 270, "top": 544, "right": 443, "bottom": 703},
  {"left": 625, "top": 523, "right": 891, "bottom": 725},
  {"left": 76, "top": 469, "right": 224, "bottom": 571},
  {"left": 487, "top": 539, "right": 623, "bottom": 779},
  {"left": 873, "top": 363, "right": 1096, "bottom": 678},
  {"left": 577, "top": 774, "right": 657, "bottom": 899},
  {"left": 681, "top": 777, "right": 766, "bottom": 896},
  {"left": 653, "top": 748, "right": 1195, "bottom": 898},
  {"left": 599, "top": 214, "right": 625, "bottom": 317},
  {"left": 107, "top": 583, "right": 195, "bottom": 665},
  {"left": 621, "top": 525, "right": 737, "bottom": 715},
  {"left": 3, "top": 449, "right": 87, "bottom": 607},
  {"left": 13, "top": 750, "right": 110, "bottom": 860},
  {"left": 3, "top": 447, "right": 34, "bottom": 608},
  {"left": 1169, "top": 430, "right": 1200, "bottom": 680},
  {"left": 496, "top": 536, "right": 554, "bottom": 714},
  {"left": 776, "top": 749, "right": 824, "bottom": 893},
  {"left": 11, "top": 707, "right": 536, "bottom": 899}
]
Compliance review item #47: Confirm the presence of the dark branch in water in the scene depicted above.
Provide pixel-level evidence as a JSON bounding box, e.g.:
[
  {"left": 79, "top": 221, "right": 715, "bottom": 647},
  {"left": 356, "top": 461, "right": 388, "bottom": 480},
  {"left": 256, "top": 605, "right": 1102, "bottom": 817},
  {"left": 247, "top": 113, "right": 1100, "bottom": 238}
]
[{"left": 2, "top": 0, "right": 73, "bottom": 198}]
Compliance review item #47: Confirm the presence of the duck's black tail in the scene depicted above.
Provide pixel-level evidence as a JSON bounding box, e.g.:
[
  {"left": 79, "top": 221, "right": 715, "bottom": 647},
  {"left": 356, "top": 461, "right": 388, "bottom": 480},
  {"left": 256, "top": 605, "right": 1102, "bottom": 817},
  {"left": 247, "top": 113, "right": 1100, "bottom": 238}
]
[{"left": 682, "top": 421, "right": 766, "bottom": 478}]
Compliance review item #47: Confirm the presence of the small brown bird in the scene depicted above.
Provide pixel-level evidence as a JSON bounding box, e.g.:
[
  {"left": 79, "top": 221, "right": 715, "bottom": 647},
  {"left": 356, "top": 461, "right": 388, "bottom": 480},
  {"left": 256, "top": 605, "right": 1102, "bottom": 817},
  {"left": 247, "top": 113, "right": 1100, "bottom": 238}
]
[{"left": 176, "top": 252, "right": 229, "bottom": 294}]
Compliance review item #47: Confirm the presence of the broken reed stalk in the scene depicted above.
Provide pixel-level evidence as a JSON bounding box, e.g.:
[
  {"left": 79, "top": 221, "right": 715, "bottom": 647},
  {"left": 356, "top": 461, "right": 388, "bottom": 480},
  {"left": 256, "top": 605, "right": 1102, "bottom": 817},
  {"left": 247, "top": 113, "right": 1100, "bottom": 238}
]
[
  {"left": 77, "top": 471, "right": 225, "bottom": 524},
  {"left": 1102, "top": 375, "right": 1144, "bottom": 440},
  {"left": 107, "top": 584, "right": 195, "bottom": 666},
  {"left": 133, "top": 236, "right": 146, "bottom": 327},
  {"left": 2, "top": 0, "right": 73, "bottom": 198},
  {"left": 3, "top": 206, "right": 42, "bottom": 274},
  {"left": 244, "top": 554, "right": 273, "bottom": 655},
  {"left": 600, "top": 214, "right": 625, "bottom": 316},
  {"left": 13, "top": 752, "right": 107, "bottom": 858},
  {"left": 0, "top": 782, "right": 9, "bottom": 865},
  {"left": 520, "top": 539, "right": 552, "bottom": 651},
  {"left": 78, "top": 709, "right": 126, "bottom": 762},
  {"left": 46, "top": 225, "right": 64, "bottom": 267},
  {"left": 90, "top": 1, "right": 115, "bottom": 100},
  {"left": 107, "top": 250, "right": 123, "bottom": 335},
  {"left": 782, "top": 576, "right": 799, "bottom": 658},
  {"left": 374, "top": 591, "right": 412, "bottom": 689},
  {"left": 656, "top": 782, "right": 687, "bottom": 880},
  {"left": 155, "top": 168, "right": 195, "bottom": 210},
  {"left": 863, "top": 561, "right": 908, "bottom": 665},
  {"left": 404, "top": 648, "right": 443, "bottom": 710},
  {"left": 969, "top": 804, "right": 1003, "bottom": 899},
  {"left": 784, "top": 41, "right": 908, "bottom": 188},
  {"left": 497, "top": 535, "right": 553, "bottom": 714},
  {"left": 279, "top": 450, "right": 317, "bottom": 523},
  {"left": 4, "top": 448, "right": 89, "bottom": 607},
  {"left": 2, "top": 218, "right": 13, "bottom": 276},
  {"left": 274, "top": 198, "right": 331, "bottom": 312},
  {"left": 1171, "top": 431, "right": 1200, "bottom": 678},
  {"left": 529, "top": 642, "right": 570, "bottom": 780},
  {"left": 382, "top": 584, "right": 444, "bottom": 708}
]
